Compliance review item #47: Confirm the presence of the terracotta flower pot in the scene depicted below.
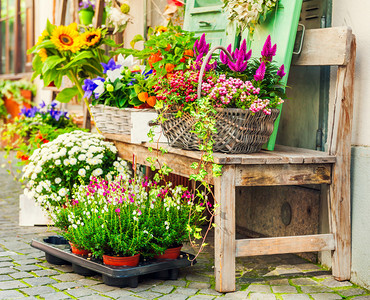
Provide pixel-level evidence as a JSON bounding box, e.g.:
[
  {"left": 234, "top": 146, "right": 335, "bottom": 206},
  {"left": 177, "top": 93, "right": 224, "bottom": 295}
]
[
  {"left": 103, "top": 253, "right": 140, "bottom": 267},
  {"left": 69, "top": 242, "right": 90, "bottom": 256},
  {"left": 4, "top": 89, "right": 32, "bottom": 121},
  {"left": 154, "top": 245, "right": 182, "bottom": 260}
]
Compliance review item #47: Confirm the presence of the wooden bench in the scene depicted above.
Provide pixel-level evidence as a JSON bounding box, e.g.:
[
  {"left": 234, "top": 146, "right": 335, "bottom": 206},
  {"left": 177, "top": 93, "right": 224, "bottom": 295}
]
[{"left": 105, "top": 26, "right": 356, "bottom": 292}]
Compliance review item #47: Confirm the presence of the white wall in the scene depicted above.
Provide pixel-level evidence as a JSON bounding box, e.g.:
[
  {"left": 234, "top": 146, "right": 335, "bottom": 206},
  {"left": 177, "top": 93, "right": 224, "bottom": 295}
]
[
  {"left": 332, "top": 0, "right": 370, "bottom": 146},
  {"left": 331, "top": 0, "right": 370, "bottom": 289}
]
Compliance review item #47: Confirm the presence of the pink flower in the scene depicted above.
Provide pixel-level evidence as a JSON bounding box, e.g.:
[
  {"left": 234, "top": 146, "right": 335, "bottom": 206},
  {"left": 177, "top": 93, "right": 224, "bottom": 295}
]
[
  {"left": 277, "top": 64, "right": 286, "bottom": 78},
  {"left": 254, "top": 62, "right": 266, "bottom": 82},
  {"left": 115, "top": 208, "right": 120, "bottom": 213}
]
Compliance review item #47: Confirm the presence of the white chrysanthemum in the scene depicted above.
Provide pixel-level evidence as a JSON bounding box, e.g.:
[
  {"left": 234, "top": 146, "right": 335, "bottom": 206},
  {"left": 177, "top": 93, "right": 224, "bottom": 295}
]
[
  {"left": 70, "top": 158, "right": 77, "bottom": 165},
  {"left": 78, "top": 169, "right": 86, "bottom": 177},
  {"left": 78, "top": 154, "right": 86, "bottom": 161},
  {"left": 55, "top": 160, "right": 61, "bottom": 165},
  {"left": 55, "top": 178, "right": 62, "bottom": 184},
  {"left": 58, "top": 188, "right": 67, "bottom": 197},
  {"left": 92, "top": 168, "right": 103, "bottom": 177}
]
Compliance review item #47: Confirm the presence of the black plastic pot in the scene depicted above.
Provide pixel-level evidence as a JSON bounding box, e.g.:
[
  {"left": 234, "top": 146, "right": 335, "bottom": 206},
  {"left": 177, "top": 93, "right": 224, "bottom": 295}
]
[{"left": 31, "top": 236, "right": 196, "bottom": 288}]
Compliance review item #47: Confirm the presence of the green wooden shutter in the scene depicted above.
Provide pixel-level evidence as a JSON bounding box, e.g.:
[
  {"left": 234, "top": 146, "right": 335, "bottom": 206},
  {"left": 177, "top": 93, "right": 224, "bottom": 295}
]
[
  {"left": 242, "top": 0, "right": 303, "bottom": 150},
  {"left": 183, "top": 0, "right": 228, "bottom": 46}
]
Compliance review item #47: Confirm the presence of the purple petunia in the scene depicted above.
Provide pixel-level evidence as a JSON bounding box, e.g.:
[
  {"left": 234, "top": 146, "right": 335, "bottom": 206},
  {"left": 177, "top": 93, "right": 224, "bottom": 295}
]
[
  {"left": 101, "top": 59, "right": 121, "bottom": 74},
  {"left": 254, "top": 61, "right": 266, "bottom": 81}
]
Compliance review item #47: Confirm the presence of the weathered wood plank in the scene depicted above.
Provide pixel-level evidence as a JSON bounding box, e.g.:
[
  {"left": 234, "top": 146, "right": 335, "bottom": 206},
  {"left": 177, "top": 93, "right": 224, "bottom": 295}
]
[
  {"left": 235, "top": 164, "right": 332, "bottom": 186},
  {"left": 104, "top": 134, "right": 335, "bottom": 165},
  {"left": 293, "top": 27, "right": 352, "bottom": 66},
  {"left": 59, "top": 0, "right": 67, "bottom": 25},
  {"left": 235, "top": 234, "right": 335, "bottom": 257},
  {"left": 109, "top": 139, "right": 214, "bottom": 185},
  {"left": 327, "top": 35, "right": 356, "bottom": 281},
  {"left": 93, "top": 0, "right": 105, "bottom": 27},
  {"left": 214, "top": 165, "right": 236, "bottom": 292}
]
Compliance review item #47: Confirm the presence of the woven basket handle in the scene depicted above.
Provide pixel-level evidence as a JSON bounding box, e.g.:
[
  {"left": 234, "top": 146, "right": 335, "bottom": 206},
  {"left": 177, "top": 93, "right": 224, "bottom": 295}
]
[{"left": 197, "top": 46, "right": 235, "bottom": 100}]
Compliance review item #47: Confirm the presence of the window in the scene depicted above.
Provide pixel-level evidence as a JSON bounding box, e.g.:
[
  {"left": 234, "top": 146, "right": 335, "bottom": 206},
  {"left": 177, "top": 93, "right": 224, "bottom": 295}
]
[{"left": 0, "top": 0, "right": 34, "bottom": 77}]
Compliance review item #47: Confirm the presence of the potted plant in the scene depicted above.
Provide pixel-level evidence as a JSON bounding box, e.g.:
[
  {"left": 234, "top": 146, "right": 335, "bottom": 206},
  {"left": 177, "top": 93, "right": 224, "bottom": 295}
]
[
  {"left": 78, "top": 0, "right": 96, "bottom": 25},
  {"left": 2, "top": 100, "right": 80, "bottom": 162},
  {"left": 21, "top": 130, "right": 132, "bottom": 213},
  {"left": 222, "top": 0, "right": 278, "bottom": 35},
  {"left": 0, "top": 80, "right": 36, "bottom": 121},
  {"left": 153, "top": 34, "right": 286, "bottom": 154},
  {"left": 55, "top": 175, "right": 204, "bottom": 265}
]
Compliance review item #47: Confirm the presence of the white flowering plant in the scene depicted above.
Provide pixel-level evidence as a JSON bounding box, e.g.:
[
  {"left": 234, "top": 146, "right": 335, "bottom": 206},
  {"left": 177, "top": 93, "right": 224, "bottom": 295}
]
[
  {"left": 222, "top": 0, "right": 278, "bottom": 35},
  {"left": 22, "top": 130, "right": 131, "bottom": 210},
  {"left": 55, "top": 176, "right": 204, "bottom": 259}
]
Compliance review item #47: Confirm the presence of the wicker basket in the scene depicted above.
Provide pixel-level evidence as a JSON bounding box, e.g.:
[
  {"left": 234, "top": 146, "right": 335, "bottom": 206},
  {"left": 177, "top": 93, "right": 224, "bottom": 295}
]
[
  {"left": 160, "top": 106, "right": 280, "bottom": 154},
  {"left": 91, "top": 105, "right": 135, "bottom": 135},
  {"left": 90, "top": 104, "right": 167, "bottom": 143},
  {"left": 158, "top": 44, "right": 281, "bottom": 154}
]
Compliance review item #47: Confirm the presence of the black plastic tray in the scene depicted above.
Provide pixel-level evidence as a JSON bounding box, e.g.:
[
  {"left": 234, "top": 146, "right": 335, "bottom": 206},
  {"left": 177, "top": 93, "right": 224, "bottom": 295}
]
[{"left": 31, "top": 236, "right": 196, "bottom": 287}]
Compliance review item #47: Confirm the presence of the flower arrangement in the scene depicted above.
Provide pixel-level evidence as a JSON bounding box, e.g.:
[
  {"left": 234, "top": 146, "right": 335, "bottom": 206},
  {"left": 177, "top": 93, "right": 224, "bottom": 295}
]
[
  {"left": 56, "top": 175, "right": 203, "bottom": 260},
  {"left": 222, "top": 0, "right": 278, "bottom": 35},
  {"left": 82, "top": 55, "right": 156, "bottom": 108},
  {"left": 28, "top": 21, "right": 119, "bottom": 106},
  {"left": 116, "top": 25, "right": 197, "bottom": 78},
  {"left": 155, "top": 34, "right": 285, "bottom": 115},
  {"left": 22, "top": 130, "right": 131, "bottom": 210},
  {"left": 2, "top": 100, "right": 81, "bottom": 167},
  {"left": 105, "top": 0, "right": 131, "bottom": 34}
]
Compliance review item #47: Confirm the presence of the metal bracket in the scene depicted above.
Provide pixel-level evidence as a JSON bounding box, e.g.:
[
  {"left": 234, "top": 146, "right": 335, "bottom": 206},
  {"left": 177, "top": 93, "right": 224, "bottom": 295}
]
[{"left": 293, "top": 23, "right": 305, "bottom": 55}]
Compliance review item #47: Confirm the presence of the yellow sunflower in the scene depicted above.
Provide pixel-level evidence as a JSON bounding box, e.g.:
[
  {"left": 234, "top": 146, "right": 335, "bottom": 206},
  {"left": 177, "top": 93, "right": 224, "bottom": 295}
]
[
  {"left": 38, "top": 48, "right": 48, "bottom": 62},
  {"left": 50, "top": 23, "right": 82, "bottom": 53},
  {"left": 36, "top": 30, "right": 49, "bottom": 45},
  {"left": 81, "top": 29, "right": 101, "bottom": 47}
]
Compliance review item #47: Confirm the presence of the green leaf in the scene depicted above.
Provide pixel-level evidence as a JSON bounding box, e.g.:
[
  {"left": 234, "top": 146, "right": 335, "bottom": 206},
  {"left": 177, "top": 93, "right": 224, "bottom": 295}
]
[
  {"left": 42, "top": 56, "right": 66, "bottom": 74},
  {"left": 46, "top": 19, "right": 56, "bottom": 35},
  {"left": 55, "top": 86, "right": 80, "bottom": 103},
  {"left": 130, "top": 34, "right": 144, "bottom": 48},
  {"left": 102, "top": 38, "right": 122, "bottom": 48},
  {"left": 59, "top": 52, "right": 95, "bottom": 70}
]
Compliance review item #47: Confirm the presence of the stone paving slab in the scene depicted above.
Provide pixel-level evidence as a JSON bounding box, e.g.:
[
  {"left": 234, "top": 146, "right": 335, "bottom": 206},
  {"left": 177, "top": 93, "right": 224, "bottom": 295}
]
[{"left": 0, "top": 152, "right": 369, "bottom": 300}]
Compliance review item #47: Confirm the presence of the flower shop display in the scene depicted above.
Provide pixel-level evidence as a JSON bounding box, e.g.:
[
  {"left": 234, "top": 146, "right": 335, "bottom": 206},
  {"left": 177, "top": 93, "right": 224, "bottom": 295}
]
[
  {"left": 222, "top": 0, "right": 278, "bottom": 35},
  {"left": 154, "top": 34, "right": 286, "bottom": 153},
  {"left": 22, "top": 130, "right": 132, "bottom": 211},
  {"left": 31, "top": 235, "right": 196, "bottom": 287},
  {"left": 55, "top": 176, "right": 203, "bottom": 262}
]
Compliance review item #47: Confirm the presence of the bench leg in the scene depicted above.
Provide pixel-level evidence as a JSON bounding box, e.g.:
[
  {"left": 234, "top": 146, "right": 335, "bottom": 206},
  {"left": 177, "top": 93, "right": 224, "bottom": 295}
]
[{"left": 214, "top": 165, "right": 236, "bottom": 292}]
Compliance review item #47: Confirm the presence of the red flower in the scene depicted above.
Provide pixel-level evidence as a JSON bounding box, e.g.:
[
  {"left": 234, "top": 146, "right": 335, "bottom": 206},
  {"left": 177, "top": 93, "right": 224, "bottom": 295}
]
[{"left": 168, "top": 0, "right": 184, "bottom": 6}]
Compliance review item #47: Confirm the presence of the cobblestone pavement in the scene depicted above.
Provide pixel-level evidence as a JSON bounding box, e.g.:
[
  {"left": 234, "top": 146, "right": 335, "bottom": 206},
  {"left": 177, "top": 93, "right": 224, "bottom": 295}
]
[{"left": 0, "top": 153, "right": 369, "bottom": 299}]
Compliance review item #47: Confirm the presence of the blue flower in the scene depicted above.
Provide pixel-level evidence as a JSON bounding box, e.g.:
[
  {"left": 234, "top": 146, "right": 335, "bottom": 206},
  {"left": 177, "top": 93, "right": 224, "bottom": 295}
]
[
  {"left": 101, "top": 59, "right": 122, "bottom": 74},
  {"left": 143, "top": 69, "right": 153, "bottom": 80},
  {"left": 50, "top": 100, "right": 58, "bottom": 108},
  {"left": 82, "top": 79, "right": 98, "bottom": 98},
  {"left": 39, "top": 101, "right": 46, "bottom": 108},
  {"left": 127, "top": 78, "right": 136, "bottom": 86}
]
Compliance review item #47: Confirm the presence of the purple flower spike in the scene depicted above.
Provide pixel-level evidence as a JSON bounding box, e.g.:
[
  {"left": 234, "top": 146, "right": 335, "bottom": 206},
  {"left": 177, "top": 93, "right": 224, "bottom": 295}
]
[
  {"left": 277, "top": 64, "right": 286, "bottom": 79},
  {"left": 254, "top": 61, "right": 266, "bottom": 81},
  {"left": 261, "top": 35, "right": 277, "bottom": 62},
  {"left": 194, "top": 33, "right": 210, "bottom": 57},
  {"left": 220, "top": 44, "right": 232, "bottom": 64}
]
